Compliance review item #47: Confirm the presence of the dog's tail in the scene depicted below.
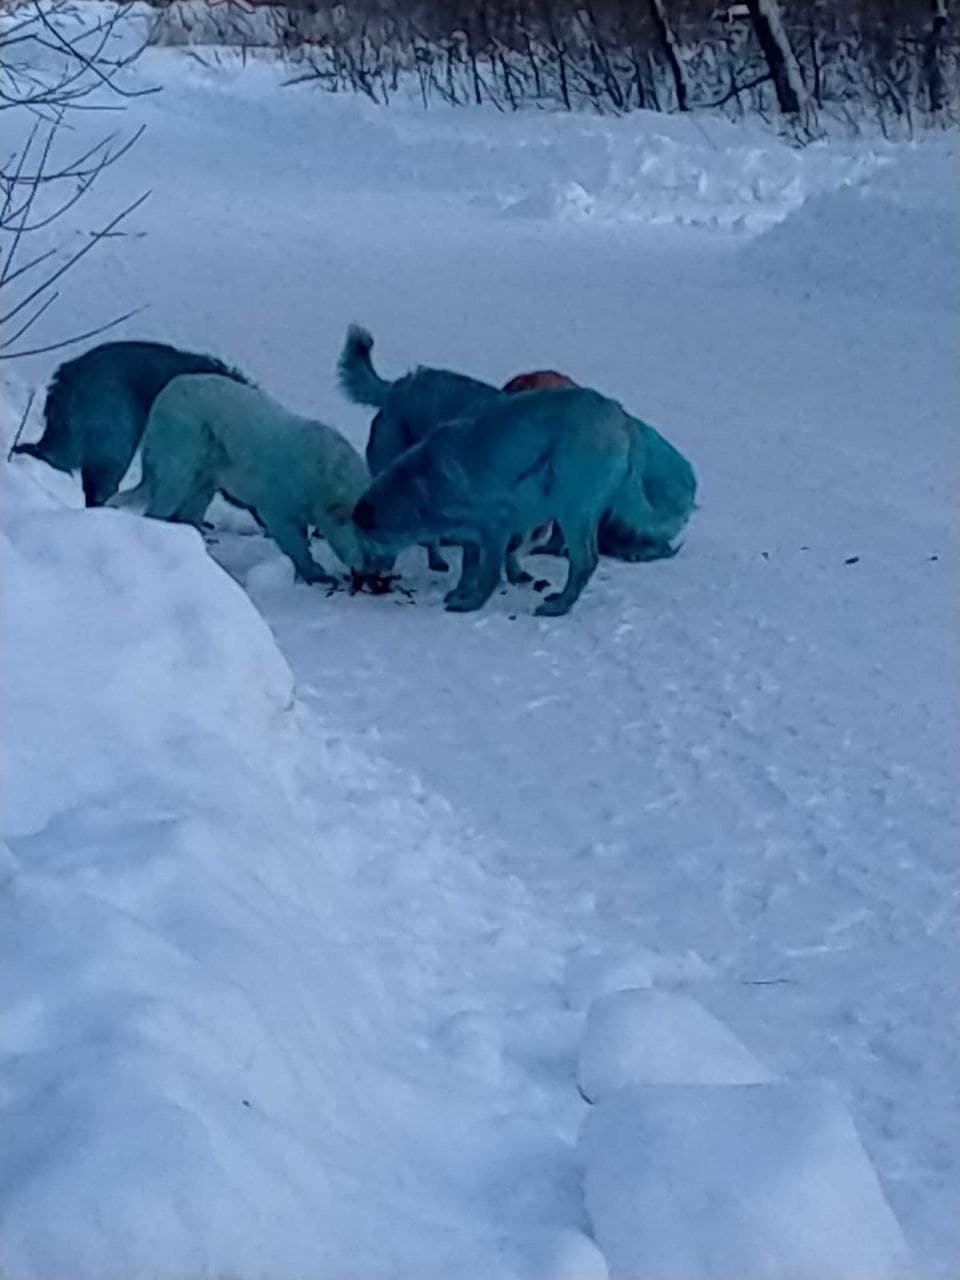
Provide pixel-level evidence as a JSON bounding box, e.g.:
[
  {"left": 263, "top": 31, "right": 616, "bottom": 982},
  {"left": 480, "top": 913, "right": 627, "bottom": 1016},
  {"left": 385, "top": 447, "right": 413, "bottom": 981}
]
[{"left": 337, "top": 325, "right": 391, "bottom": 408}]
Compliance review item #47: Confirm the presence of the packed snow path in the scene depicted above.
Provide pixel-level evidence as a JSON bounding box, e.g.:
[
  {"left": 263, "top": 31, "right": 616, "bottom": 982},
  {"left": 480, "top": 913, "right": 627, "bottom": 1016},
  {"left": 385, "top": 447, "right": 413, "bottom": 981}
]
[{"left": 4, "top": 29, "right": 958, "bottom": 1278}]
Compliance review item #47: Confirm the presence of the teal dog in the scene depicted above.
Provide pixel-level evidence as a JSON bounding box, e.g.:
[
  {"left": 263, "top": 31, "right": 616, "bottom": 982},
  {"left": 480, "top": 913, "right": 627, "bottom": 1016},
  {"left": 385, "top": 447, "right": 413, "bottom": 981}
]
[
  {"left": 338, "top": 323, "right": 500, "bottom": 572},
  {"left": 339, "top": 325, "right": 695, "bottom": 565},
  {"left": 353, "top": 387, "right": 662, "bottom": 616}
]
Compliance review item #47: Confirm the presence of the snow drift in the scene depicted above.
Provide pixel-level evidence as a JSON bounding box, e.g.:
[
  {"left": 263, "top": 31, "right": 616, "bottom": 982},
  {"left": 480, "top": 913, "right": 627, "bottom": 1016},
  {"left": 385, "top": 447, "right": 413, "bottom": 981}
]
[
  {"left": 0, "top": 381, "right": 575, "bottom": 1278},
  {"left": 579, "top": 1081, "right": 912, "bottom": 1280}
]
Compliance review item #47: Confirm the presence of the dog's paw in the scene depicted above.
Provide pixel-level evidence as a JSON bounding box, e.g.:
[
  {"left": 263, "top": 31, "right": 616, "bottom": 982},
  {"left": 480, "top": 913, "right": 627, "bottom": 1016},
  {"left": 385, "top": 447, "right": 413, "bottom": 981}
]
[
  {"left": 443, "top": 591, "right": 483, "bottom": 613},
  {"left": 535, "top": 592, "right": 573, "bottom": 617},
  {"left": 300, "top": 567, "right": 341, "bottom": 588},
  {"left": 426, "top": 547, "right": 450, "bottom": 573}
]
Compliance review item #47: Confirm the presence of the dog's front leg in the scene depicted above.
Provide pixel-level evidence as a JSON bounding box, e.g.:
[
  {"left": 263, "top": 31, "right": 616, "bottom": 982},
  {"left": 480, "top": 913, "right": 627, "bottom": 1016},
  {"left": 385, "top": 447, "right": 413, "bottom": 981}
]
[
  {"left": 444, "top": 532, "right": 506, "bottom": 613},
  {"left": 425, "top": 543, "right": 450, "bottom": 573},
  {"left": 260, "top": 507, "right": 340, "bottom": 587}
]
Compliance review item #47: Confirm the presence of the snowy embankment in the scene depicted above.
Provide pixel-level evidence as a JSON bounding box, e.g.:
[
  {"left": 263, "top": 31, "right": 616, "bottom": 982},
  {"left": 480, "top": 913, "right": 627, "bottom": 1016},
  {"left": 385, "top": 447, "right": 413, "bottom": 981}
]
[
  {"left": 1, "top": 391, "right": 586, "bottom": 1279},
  {"left": 2, "top": 10, "right": 958, "bottom": 1278}
]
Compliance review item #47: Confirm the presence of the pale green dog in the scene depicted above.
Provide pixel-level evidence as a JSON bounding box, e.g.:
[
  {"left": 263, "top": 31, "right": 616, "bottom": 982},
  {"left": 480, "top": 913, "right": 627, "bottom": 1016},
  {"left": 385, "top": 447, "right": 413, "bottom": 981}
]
[{"left": 110, "top": 374, "right": 380, "bottom": 584}]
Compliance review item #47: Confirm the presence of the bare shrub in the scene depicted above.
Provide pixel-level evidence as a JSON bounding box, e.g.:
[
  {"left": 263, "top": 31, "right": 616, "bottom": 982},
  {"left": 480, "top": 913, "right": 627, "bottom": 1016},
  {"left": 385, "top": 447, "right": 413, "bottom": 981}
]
[{"left": 1, "top": 1, "right": 154, "bottom": 360}]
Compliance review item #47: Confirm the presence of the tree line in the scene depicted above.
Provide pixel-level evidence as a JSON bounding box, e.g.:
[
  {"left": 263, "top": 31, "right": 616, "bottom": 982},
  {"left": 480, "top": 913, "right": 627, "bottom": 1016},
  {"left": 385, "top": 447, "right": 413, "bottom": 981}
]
[{"left": 155, "top": 0, "right": 957, "bottom": 134}]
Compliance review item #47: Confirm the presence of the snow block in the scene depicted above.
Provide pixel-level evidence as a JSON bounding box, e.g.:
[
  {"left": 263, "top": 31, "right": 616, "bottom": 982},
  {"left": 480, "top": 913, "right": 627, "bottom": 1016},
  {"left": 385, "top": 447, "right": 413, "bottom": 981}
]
[
  {"left": 579, "top": 1081, "right": 912, "bottom": 1280},
  {"left": 564, "top": 946, "right": 715, "bottom": 1012},
  {"left": 577, "top": 988, "right": 773, "bottom": 1102},
  {"left": 513, "top": 1227, "right": 609, "bottom": 1280}
]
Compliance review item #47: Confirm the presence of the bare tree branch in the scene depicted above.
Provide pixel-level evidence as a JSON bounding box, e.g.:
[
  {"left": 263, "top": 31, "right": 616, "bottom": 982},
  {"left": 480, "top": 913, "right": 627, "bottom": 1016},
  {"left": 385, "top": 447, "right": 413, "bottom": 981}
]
[{"left": 1, "top": 2, "right": 152, "bottom": 359}]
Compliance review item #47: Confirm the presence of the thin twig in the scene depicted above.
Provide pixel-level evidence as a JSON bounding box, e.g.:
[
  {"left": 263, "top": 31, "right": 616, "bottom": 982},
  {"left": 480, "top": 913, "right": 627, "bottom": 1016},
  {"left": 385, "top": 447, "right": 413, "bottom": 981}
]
[
  {"left": 7, "top": 389, "right": 36, "bottom": 461},
  {"left": 0, "top": 288, "right": 60, "bottom": 351},
  {"left": 0, "top": 189, "right": 151, "bottom": 331},
  {"left": 3, "top": 302, "right": 149, "bottom": 360}
]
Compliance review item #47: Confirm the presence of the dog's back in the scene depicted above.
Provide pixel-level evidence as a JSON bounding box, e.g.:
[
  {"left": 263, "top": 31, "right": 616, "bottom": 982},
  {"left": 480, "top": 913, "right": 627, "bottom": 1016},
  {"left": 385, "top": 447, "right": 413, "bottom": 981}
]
[
  {"left": 418, "top": 386, "right": 634, "bottom": 532},
  {"left": 16, "top": 340, "right": 250, "bottom": 483},
  {"left": 365, "top": 369, "right": 498, "bottom": 478},
  {"left": 154, "top": 374, "right": 369, "bottom": 508},
  {"left": 338, "top": 324, "right": 498, "bottom": 474}
]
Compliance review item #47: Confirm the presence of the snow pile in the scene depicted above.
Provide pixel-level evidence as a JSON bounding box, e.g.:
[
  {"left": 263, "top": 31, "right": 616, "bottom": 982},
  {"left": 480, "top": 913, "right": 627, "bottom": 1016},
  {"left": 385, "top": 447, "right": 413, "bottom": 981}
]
[
  {"left": 580, "top": 1081, "right": 912, "bottom": 1280},
  {"left": 571, "top": 974, "right": 909, "bottom": 1277},
  {"left": 497, "top": 123, "right": 885, "bottom": 232},
  {"left": 742, "top": 136, "right": 959, "bottom": 307},
  {"left": 0, "top": 382, "right": 576, "bottom": 1279},
  {"left": 577, "top": 988, "right": 774, "bottom": 1101},
  {"left": 3, "top": 504, "right": 295, "bottom": 837}
]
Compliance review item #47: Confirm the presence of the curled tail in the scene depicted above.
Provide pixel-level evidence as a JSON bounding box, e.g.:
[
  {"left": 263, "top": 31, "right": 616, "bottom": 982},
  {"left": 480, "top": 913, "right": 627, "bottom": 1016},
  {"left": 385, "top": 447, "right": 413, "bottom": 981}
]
[{"left": 337, "top": 325, "right": 391, "bottom": 408}]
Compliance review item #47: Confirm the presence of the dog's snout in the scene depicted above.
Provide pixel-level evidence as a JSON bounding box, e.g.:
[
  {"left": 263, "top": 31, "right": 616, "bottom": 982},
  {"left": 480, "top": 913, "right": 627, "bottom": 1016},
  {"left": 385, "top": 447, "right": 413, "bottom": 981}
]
[{"left": 353, "top": 496, "right": 377, "bottom": 530}]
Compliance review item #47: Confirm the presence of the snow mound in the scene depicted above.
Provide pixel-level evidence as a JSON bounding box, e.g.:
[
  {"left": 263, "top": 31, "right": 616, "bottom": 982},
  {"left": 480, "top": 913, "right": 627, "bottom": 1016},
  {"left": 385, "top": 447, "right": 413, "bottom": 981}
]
[
  {"left": 2, "top": 505, "right": 293, "bottom": 838},
  {"left": 497, "top": 128, "right": 883, "bottom": 232},
  {"left": 742, "top": 138, "right": 959, "bottom": 308},
  {"left": 577, "top": 988, "right": 773, "bottom": 1101},
  {"left": 0, "top": 392, "right": 582, "bottom": 1278},
  {"left": 512, "top": 1227, "right": 610, "bottom": 1280},
  {"left": 2, "top": 379, "right": 81, "bottom": 516},
  {"left": 579, "top": 1081, "right": 912, "bottom": 1280}
]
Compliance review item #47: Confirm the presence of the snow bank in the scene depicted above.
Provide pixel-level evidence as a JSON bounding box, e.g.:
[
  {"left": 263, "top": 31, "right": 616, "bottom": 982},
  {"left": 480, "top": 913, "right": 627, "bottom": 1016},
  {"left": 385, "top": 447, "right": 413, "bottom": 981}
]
[
  {"left": 494, "top": 124, "right": 885, "bottom": 233},
  {"left": 579, "top": 1081, "right": 912, "bottom": 1280},
  {"left": 3, "top": 506, "right": 294, "bottom": 838},
  {"left": 0, "top": 375, "right": 581, "bottom": 1279},
  {"left": 577, "top": 989, "right": 774, "bottom": 1101},
  {"left": 741, "top": 137, "right": 959, "bottom": 308}
]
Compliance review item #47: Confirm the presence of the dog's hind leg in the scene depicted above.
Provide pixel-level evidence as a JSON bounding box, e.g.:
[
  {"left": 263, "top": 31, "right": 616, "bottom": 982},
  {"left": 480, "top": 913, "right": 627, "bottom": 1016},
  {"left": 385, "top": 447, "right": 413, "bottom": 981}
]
[
  {"left": 171, "top": 479, "right": 217, "bottom": 528},
  {"left": 535, "top": 518, "right": 599, "bottom": 617},
  {"left": 533, "top": 522, "right": 566, "bottom": 557}
]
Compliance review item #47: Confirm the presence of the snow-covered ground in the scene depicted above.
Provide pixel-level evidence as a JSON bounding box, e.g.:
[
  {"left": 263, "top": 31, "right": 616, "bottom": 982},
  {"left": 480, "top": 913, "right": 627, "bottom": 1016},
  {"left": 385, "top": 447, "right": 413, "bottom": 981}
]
[{"left": 2, "top": 11, "right": 958, "bottom": 1278}]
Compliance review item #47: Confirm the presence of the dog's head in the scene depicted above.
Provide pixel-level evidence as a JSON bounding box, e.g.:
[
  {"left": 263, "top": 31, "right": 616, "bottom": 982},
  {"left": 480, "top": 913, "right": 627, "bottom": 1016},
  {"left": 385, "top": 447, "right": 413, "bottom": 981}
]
[
  {"left": 353, "top": 429, "right": 469, "bottom": 549},
  {"left": 324, "top": 501, "right": 395, "bottom": 575},
  {"left": 502, "top": 370, "right": 576, "bottom": 394}
]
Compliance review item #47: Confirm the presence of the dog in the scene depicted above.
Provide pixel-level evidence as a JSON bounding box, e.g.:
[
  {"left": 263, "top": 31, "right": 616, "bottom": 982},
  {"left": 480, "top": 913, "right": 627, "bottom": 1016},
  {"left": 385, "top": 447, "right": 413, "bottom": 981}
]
[
  {"left": 352, "top": 386, "right": 658, "bottom": 616},
  {"left": 12, "top": 340, "right": 252, "bottom": 507},
  {"left": 337, "top": 323, "right": 500, "bottom": 476},
  {"left": 339, "top": 327, "right": 695, "bottom": 568},
  {"left": 338, "top": 328, "right": 571, "bottom": 573},
  {"left": 109, "top": 373, "right": 382, "bottom": 585},
  {"left": 338, "top": 324, "right": 501, "bottom": 573}
]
